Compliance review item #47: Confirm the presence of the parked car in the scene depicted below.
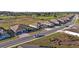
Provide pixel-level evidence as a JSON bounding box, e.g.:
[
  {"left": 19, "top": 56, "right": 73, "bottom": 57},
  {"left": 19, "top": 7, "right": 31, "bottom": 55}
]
[{"left": 33, "top": 34, "right": 45, "bottom": 38}]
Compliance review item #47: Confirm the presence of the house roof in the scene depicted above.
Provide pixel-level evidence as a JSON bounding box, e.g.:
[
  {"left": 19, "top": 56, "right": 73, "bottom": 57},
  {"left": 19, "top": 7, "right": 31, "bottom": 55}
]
[
  {"left": 51, "top": 20, "right": 60, "bottom": 24},
  {"left": 10, "top": 24, "right": 35, "bottom": 32},
  {"left": 42, "top": 21, "right": 52, "bottom": 25},
  {"left": 57, "top": 19, "right": 65, "bottom": 23},
  {"left": 61, "top": 17, "right": 70, "bottom": 21}
]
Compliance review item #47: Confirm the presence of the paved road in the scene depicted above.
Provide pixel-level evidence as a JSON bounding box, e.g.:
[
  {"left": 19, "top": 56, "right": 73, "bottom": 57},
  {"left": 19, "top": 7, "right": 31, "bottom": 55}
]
[{"left": 0, "top": 15, "right": 78, "bottom": 48}]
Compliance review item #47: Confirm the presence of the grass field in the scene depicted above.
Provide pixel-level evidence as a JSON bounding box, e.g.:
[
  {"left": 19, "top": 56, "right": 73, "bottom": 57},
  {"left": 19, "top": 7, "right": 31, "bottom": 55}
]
[
  {"left": 34, "top": 13, "right": 68, "bottom": 21},
  {"left": 35, "top": 16, "right": 55, "bottom": 20},
  {"left": 0, "top": 16, "right": 15, "bottom": 20},
  {"left": 19, "top": 32, "right": 79, "bottom": 48}
]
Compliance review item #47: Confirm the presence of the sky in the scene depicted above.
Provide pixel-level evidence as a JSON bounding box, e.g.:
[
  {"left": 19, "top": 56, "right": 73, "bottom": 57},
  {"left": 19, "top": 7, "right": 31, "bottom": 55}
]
[{"left": 0, "top": 0, "right": 79, "bottom": 12}]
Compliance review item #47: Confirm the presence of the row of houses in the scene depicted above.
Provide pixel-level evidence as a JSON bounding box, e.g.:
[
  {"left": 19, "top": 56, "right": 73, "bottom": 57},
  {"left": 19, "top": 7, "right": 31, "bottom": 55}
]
[
  {"left": 0, "top": 14, "right": 75, "bottom": 40},
  {"left": 0, "top": 24, "right": 38, "bottom": 40},
  {"left": 10, "top": 24, "right": 38, "bottom": 35},
  {"left": 36, "top": 15, "right": 74, "bottom": 29}
]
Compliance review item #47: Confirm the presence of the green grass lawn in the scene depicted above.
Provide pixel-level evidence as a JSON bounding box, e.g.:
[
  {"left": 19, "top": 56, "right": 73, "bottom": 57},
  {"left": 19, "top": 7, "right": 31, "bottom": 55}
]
[
  {"left": 35, "top": 16, "right": 55, "bottom": 21},
  {"left": 0, "top": 16, "right": 15, "bottom": 20}
]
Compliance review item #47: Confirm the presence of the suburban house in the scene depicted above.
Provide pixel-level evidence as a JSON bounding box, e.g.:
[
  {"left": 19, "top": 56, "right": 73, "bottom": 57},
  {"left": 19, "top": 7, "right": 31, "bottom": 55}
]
[
  {"left": 10, "top": 24, "right": 37, "bottom": 35},
  {"left": 0, "top": 27, "right": 10, "bottom": 40},
  {"left": 60, "top": 17, "right": 70, "bottom": 24},
  {"left": 50, "top": 20, "right": 60, "bottom": 26},
  {"left": 57, "top": 19, "right": 66, "bottom": 24},
  {"left": 47, "top": 21, "right": 55, "bottom": 27},
  {"left": 36, "top": 21, "right": 53, "bottom": 29},
  {"left": 37, "top": 22, "right": 45, "bottom": 29},
  {"left": 68, "top": 15, "right": 74, "bottom": 19},
  {"left": 44, "top": 21, "right": 55, "bottom": 28}
]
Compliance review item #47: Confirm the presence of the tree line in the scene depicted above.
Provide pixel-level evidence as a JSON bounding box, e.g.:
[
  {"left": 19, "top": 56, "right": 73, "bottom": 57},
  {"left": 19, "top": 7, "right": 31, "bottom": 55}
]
[{"left": 0, "top": 11, "right": 75, "bottom": 16}]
